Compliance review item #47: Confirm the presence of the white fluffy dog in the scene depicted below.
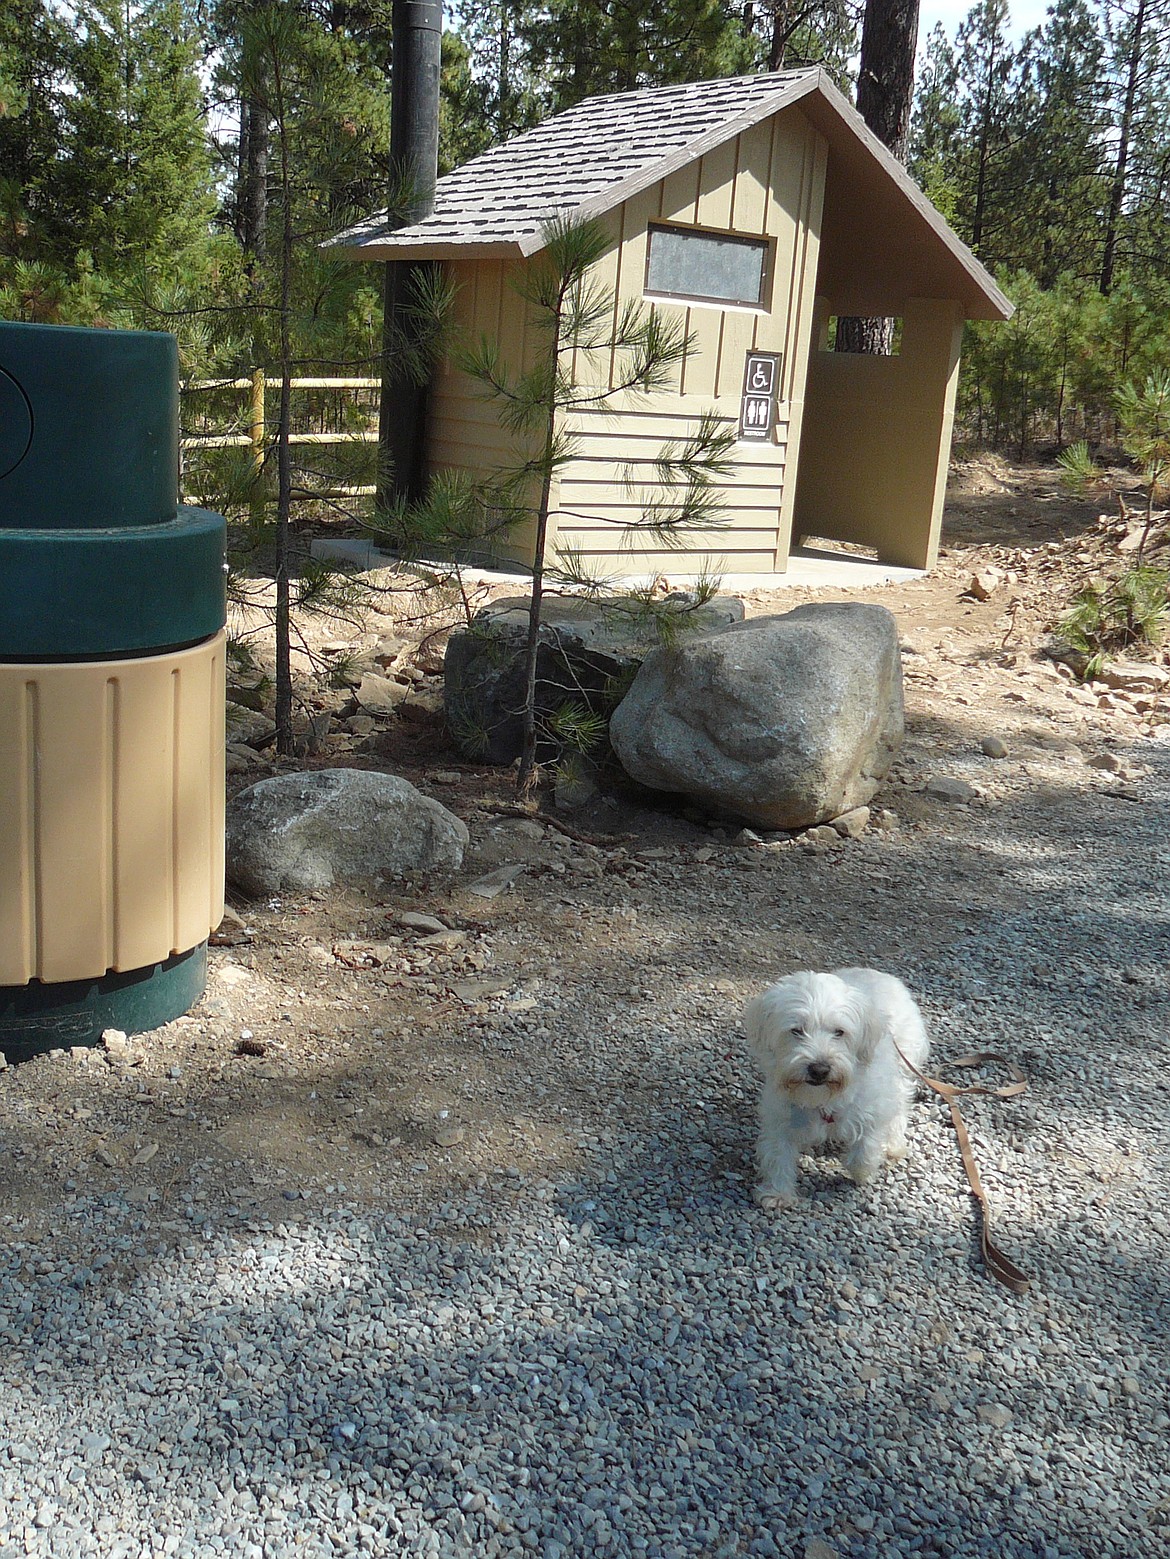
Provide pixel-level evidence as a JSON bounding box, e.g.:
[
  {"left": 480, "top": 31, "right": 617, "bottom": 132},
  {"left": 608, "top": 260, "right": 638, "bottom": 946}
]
[{"left": 743, "top": 967, "right": 929, "bottom": 1209}]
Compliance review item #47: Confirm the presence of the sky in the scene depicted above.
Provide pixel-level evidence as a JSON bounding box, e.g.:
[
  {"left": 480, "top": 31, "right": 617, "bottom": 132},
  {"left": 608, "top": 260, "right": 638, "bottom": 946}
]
[{"left": 917, "top": 0, "right": 1057, "bottom": 48}]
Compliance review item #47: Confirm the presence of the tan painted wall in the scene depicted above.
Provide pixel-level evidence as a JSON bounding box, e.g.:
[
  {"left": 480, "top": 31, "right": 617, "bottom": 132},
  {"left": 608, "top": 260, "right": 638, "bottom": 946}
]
[
  {"left": 426, "top": 108, "right": 829, "bottom": 575},
  {"left": 428, "top": 256, "right": 545, "bottom": 566},
  {"left": 0, "top": 634, "right": 226, "bottom": 986},
  {"left": 792, "top": 297, "right": 965, "bottom": 570}
]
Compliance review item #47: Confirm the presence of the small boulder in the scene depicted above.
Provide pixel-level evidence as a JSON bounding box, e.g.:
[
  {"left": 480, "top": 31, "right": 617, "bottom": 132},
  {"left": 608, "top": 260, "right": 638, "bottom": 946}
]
[
  {"left": 226, "top": 769, "right": 468, "bottom": 896},
  {"left": 926, "top": 775, "right": 977, "bottom": 804},
  {"left": 354, "top": 672, "right": 409, "bottom": 715},
  {"left": 966, "top": 568, "right": 1003, "bottom": 601},
  {"left": 981, "top": 735, "right": 1009, "bottom": 759},
  {"left": 226, "top": 703, "right": 272, "bottom": 746},
  {"left": 832, "top": 805, "right": 871, "bottom": 838},
  {"left": 1087, "top": 750, "right": 1124, "bottom": 773},
  {"left": 444, "top": 593, "right": 745, "bottom": 765},
  {"left": 609, "top": 603, "right": 903, "bottom": 830},
  {"left": 1093, "top": 661, "right": 1170, "bottom": 693}
]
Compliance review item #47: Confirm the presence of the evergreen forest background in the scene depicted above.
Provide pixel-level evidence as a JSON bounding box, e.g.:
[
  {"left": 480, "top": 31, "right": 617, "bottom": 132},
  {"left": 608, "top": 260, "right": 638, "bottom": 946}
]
[{"left": 1, "top": 0, "right": 1168, "bottom": 463}]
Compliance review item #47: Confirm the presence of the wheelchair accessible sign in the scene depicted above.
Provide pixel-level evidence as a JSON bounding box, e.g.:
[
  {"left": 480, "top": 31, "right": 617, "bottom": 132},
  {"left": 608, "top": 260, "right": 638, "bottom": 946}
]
[{"left": 739, "top": 350, "right": 781, "bottom": 441}]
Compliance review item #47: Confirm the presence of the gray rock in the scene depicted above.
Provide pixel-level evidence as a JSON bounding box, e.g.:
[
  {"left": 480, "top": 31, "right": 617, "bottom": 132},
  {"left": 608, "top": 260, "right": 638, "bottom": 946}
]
[
  {"left": 981, "top": 736, "right": 1010, "bottom": 759},
  {"left": 225, "top": 703, "right": 272, "bottom": 746},
  {"left": 397, "top": 911, "right": 449, "bottom": 934},
  {"left": 926, "top": 775, "right": 977, "bottom": 803},
  {"left": 444, "top": 593, "right": 745, "bottom": 764},
  {"left": 609, "top": 603, "right": 903, "bottom": 829},
  {"left": 832, "top": 804, "right": 871, "bottom": 838},
  {"left": 1094, "top": 660, "right": 1170, "bottom": 692},
  {"left": 354, "top": 672, "right": 409, "bottom": 715},
  {"left": 465, "top": 863, "right": 527, "bottom": 899},
  {"left": 1088, "top": 750, "right": 1124, "bottom": 773},
  {"left": 226, "top": 769, "right": 468, "bottom": 895}
]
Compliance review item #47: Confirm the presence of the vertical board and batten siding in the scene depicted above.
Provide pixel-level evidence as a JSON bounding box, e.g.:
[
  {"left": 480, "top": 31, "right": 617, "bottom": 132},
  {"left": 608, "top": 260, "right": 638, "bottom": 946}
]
[
  {"left": 426, "top": 106, "right": 829, "bottom": 575},
  {"left": 427, "top": 256, "right": 544, "bottom": 565}
]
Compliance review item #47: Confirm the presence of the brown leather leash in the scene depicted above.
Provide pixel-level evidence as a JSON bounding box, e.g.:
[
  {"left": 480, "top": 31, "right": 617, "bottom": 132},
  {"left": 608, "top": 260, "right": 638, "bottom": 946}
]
[{"left": 894, "top": 1044, "right": 1032, "bottom": 1295}]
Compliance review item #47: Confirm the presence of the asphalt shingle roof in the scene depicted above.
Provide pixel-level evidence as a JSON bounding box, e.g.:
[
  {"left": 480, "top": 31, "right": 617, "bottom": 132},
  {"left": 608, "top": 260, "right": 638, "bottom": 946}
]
[{"left": 333, "top": 71, "right": 819, "bottom": 255}]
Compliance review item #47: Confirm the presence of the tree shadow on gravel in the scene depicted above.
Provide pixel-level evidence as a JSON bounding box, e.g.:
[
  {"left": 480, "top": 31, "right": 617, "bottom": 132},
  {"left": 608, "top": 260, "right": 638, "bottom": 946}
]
[{"left": 1, "top": 1155, "right": 1165, "bottom": 1559}]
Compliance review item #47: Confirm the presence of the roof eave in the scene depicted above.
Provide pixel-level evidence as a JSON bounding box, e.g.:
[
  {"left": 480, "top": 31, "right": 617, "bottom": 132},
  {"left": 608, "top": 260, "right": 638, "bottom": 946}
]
[{"left": 331, "top": 235, "right": 528, "bottom": 263}]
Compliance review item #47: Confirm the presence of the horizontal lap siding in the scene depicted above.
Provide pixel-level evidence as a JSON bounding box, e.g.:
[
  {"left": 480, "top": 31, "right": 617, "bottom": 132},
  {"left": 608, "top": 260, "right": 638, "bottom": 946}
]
[{"left": 553, "top": 402, "right": 789, "bottom": 573}]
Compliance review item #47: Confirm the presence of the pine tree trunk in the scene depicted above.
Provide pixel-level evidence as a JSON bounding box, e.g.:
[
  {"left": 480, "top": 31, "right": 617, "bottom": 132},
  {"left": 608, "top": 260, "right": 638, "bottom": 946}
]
[
  {"left": 836, "top": 0, "right": 920, "bottom": 355},
  {"left": 240, "top": 90, "right": 268, "bottom": 264},
  {"left": 271, "top": 51, "right": 293, "bottom": 757},
  {"left": 835, "top": 316, "right": 896, "bottom": 354},
  {"left": 1100, "top": 0, "right": 1147, "bottom": 295},
  {"left": 855, "top": 0, "right": 920, "bottom": 158},
  {"left": 498, "top": 0, "right": 511, "bottom": 137},
  {"left": 768, "top": 0, "right": 790, "bottom": 71},
  {"left": 971, "top": 27, "right": 999, "bottom": 252},
  {"left": 516, "top": 317, "right": 564, "bottom": 794}
]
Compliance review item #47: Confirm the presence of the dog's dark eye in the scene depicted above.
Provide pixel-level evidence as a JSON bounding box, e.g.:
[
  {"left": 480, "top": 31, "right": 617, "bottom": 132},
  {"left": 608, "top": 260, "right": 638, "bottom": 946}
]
[
  {"left": 833, "top": 1028, "right": 846, "bottom": 1039},
  {"left": 790, "top": 1025, "right": 804, "bottom": 1037}
]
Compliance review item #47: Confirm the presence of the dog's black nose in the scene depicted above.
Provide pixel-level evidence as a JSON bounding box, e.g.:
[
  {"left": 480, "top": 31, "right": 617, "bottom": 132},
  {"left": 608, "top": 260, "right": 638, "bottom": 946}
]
[{"left": 806, "top": 1062, "right": 831, "bottom": 1084}]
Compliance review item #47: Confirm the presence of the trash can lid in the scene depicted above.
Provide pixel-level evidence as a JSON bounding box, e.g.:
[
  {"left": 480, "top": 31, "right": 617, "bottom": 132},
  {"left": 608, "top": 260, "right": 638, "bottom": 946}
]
[{"left": 0, "top": 321, "right": 179, "bottom": 531}]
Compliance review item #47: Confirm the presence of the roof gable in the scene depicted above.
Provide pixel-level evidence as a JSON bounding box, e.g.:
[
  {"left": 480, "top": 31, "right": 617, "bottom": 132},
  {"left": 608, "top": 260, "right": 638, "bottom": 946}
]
[{"left": 331, "top": 69, "right": 1011, "bottom": 322}]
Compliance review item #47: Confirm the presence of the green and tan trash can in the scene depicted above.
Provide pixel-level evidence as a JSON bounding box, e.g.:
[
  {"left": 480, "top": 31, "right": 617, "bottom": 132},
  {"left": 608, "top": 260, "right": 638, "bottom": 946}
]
[{"left": 0, "top": 321, "right": 227, "bottom": 1061}]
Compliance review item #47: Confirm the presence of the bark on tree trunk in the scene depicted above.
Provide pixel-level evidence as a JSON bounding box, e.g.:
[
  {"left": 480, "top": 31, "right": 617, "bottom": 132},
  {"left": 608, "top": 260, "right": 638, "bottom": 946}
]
[
  {"left": 1100, "top": 0, "right": 1147, "bottom": 295},
  {"left": 240, "top": 90, "right": 268, "bottom": 265},
  {"left": 769, "top": 0, "right": 790, "bottom": 71},
  {"left": 855, "top": 0, "right": 920, "bottom": 159},
  {"left": 835, "top": 0, "right": 920, "bottom": 355}
]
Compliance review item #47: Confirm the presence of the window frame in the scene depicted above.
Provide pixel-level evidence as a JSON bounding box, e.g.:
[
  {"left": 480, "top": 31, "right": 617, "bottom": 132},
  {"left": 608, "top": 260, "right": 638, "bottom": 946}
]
[{"left": 642, "top": 221, "right": 774, "bottom": 312}]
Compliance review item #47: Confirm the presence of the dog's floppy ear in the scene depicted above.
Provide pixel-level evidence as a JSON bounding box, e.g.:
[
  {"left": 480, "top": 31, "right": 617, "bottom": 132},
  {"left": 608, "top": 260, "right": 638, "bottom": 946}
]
[
  {"left": 743, "top": 992, "right": 773, "bottom": 1063},
  {"left": 851, "top": 994, "right": 888, "bottom": 1064}
]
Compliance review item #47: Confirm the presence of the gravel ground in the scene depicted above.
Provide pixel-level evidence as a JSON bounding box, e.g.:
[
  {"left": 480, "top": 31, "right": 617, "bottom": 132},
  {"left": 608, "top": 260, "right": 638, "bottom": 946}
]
[
  {"left": 2, "top": 714, "right": 1169, "bottom": 1559},
  {"left": 3, "top": 463, "right": 1170, "bottom": 1559}
]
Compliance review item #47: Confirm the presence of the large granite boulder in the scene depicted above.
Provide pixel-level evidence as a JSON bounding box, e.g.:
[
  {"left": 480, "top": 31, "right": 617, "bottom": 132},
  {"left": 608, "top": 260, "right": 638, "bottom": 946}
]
[
  {"left": 227, "top": 769, "right": 468, "bottom": 896},
  {"left": 444, "top": 593, "right": 744, "bottom": 764},
  {"left": 609, "top": 602, "right": 903, "bottom": 828}
]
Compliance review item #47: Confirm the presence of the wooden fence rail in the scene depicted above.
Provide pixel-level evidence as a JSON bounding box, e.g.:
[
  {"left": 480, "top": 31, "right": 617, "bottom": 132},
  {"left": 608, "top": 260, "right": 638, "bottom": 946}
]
[{"left": 180, "top": 373, "right": 382, "bottom": 510}]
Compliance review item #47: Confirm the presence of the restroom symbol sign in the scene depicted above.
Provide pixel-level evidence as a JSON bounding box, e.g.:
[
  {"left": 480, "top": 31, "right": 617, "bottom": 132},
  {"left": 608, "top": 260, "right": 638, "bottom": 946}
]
[{"left": 739, "top": 351, "right": 781, "bottom": 440}]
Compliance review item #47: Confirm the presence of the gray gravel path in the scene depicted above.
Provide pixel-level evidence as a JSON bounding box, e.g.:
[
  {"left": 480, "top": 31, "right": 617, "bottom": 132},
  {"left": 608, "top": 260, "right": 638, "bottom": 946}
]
[{"left": 2, "top": 733, "right": 1168, "bottom": 1559}]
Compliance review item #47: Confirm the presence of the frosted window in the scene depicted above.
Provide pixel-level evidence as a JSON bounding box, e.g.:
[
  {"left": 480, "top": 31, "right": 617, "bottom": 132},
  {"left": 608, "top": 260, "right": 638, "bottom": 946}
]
[{"left": 645, "top": 224, "right": 768, "bottom": 307}]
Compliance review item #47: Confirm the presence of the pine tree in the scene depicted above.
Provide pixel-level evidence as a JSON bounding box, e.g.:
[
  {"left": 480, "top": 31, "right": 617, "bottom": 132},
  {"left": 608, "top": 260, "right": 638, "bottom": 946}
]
[
  {"left": 953, "top": 0, "right": 1016, "bottom": 260},
  {"left": 521, "top": 0, "right": 755, "bottom": 111},
  {"left": 1005, "top": 0, "right": 1106, "bottom": 287},
  {"left": 909, "top": 24, "right": 963, "bottom": 224},
  {"left": 1099, "top": 0, "right": 1170, "bottom": 291},
  {"left": 452, "top": 0, "right": 541, "bottom": 144},
  {"left": 0, "top": 2, "right": 71, "bottom": 263},
  {"left": 51, "top": 0, "right": 217, "bottom": 279},
  {"left": 750, "top": 0, "right": 857, "bottom": 82}
]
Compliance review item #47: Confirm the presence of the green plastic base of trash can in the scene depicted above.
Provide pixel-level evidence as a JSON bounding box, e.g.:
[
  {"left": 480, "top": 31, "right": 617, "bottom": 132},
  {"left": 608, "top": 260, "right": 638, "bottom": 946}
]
[{"left": 0, "top": 944, "right": 208, "bottom": 1064}]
